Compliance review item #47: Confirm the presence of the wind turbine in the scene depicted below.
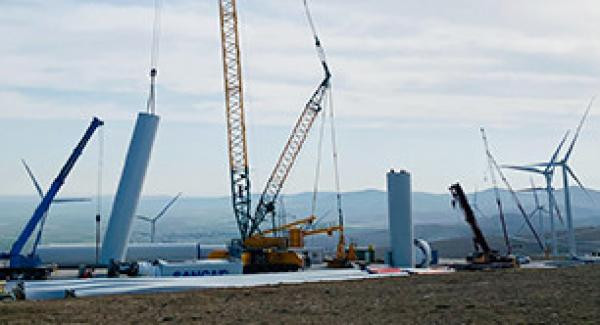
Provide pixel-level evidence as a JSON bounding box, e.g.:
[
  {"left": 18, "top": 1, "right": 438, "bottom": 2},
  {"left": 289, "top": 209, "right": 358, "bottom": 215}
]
[
  {"left": 136, "top": 192, "right": 182, "bottom": 243},
  {"left": 525, "top": 178, "right": 546, "bottom": 236},
  {"left": 21, "top": 159, "right": 91, "bottom": 255},
  {"left": 514, "top": 178, "right": 548, "bottom": 240},
  {"left": 548, "top": 98, "right": 595, "bottom": 257},
  {"left": 502, "top": 132, "right": 568, "bottom": 256}
]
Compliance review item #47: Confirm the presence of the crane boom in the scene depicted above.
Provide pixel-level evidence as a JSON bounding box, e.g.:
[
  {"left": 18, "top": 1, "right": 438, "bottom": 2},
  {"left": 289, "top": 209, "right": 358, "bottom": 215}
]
[
  {"left": 261, "top": 215, "right": 317, "bottom": 235},
  {"left": 5, "top": 117, "right": 104, "bottom": 267},
  {"left": 251, "top": 73, "right": 330, "bottom": 236},
  {"left": 218, "top": 0, "right": 252, "bottom": 240},
  {"left": 249, "top": 0, "right": 331, "bottom": 237},
  {"left": 450, "top": 183, "right": 492, "bottom": 254}
]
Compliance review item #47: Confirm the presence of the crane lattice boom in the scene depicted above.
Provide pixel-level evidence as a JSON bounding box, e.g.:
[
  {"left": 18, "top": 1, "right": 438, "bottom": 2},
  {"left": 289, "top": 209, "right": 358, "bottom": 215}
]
[
  {"left": 250, "top": 74, "right": 330, "bottom": 236},
  {"left": 219, "top": 0, "right": 252, "bottom": 240}
]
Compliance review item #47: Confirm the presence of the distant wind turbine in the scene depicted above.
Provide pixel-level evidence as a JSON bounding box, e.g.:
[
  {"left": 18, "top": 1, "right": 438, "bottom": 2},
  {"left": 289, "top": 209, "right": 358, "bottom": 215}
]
[
  {"left": 514, "top": 178, "right": 549, "bottom": 241},
  {"left": 534, "top": 97, "right": 595, "bottom": 257},
  {"left": 137, "top": 192, "right": 182, "bottom": 243},
  {"left": 502, "top": 131, "right": 568, "bottom": 256},
  {"left": 21, "top": 159, "right": 91, "bottom": 255}
]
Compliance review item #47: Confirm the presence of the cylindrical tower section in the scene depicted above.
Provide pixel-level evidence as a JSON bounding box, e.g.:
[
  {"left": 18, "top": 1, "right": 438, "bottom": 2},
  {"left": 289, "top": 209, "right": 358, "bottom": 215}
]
[
  {"left": 102, "top": 112, "right": 159, "bottom": 264},
  {"left": 387, "top": 169, "right": 414, "bottom": 267}
]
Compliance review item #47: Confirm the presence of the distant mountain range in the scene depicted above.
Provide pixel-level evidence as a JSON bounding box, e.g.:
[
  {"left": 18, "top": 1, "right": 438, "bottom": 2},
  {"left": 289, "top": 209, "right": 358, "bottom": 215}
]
[{"left": 1, "top": 187, "right": 599, "bottom": 252}]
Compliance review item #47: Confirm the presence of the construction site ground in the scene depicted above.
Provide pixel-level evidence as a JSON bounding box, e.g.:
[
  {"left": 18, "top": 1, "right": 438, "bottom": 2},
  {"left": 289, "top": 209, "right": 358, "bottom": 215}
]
[{"left": 1, "top": 264, "right": 599, "bottom": 324}]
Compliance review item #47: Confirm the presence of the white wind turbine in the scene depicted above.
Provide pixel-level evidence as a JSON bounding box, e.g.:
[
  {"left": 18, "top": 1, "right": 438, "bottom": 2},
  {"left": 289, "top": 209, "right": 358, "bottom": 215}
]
[
  {"left": 136, "top": 192, "right": 182, "bottom": 243},
  {"left": 502, "top": 133, "right": 567, "bottom": 256},
  {"left": 540, "top": 99, "right": 595, "bottom": 257},
  {"left": 21, "top": 159, "right": 91, "bottom": 254}
]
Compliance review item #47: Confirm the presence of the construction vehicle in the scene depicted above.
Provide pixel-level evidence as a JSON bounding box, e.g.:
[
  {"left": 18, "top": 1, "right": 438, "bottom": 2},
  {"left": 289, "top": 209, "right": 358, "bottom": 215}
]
[
  {"left": 218, "top": 0, "right": 336, "bottom": 273},
  {"left": 0, "top": 117, "right": 104, "bottom": 279},
  {"left": 326, "top": 234, "right": 357, "bottom": 268},
  {"left": 449, "top": 183, "right": 517, "bottom": 269}
]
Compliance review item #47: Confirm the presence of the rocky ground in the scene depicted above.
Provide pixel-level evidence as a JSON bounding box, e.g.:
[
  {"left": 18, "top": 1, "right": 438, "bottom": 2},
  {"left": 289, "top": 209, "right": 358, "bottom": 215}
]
[{"left": 1, "top": 265, "right": 600, "bottom": 324}]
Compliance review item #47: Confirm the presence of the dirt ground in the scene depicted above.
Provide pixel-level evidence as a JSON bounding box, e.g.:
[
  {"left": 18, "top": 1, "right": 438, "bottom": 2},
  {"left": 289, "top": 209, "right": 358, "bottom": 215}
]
[{"left": 1, "top": 265, "right": 600, "bottom": 324}]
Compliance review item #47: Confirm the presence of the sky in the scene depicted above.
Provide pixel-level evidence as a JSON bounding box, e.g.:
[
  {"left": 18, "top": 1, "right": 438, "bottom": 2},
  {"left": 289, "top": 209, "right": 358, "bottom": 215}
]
[{"left": 1, "top": 0, "right": 600, "bottom": 197}]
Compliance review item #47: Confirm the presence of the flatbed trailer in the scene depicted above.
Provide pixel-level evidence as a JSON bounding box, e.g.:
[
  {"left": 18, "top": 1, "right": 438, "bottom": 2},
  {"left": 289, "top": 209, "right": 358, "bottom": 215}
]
[{"left": 0, "top": 266, "right": 54, "bottom": 280}]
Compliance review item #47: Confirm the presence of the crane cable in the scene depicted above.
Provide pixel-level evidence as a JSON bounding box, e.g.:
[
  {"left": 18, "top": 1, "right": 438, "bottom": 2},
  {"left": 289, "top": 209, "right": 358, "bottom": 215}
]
[
  {"left": 304, "top": 0, "right": 338, "bottom": 222},
  {"left": 146, "top": 0, "right": 162, "bottom": 115},
  {"left": 327, "top": 87, "right": 344, "bottom": 229},
  {"left": 310, "top": 93, "right": 328, "bottom": 217},
  {"left": 95, "top": 125, "right": 103, "bottom": 266},
  {"left": 303, "top": 0, "right": 329, "bottom": 71},
  {"left": 481, "top": 128, "right": 511, "bottom": 254}
]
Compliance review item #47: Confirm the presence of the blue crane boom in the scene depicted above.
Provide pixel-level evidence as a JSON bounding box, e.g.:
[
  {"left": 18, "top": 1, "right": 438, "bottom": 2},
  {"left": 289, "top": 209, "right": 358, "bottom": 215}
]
[{"left": 4, "top": 117, "right": 104, "bottom": 268}]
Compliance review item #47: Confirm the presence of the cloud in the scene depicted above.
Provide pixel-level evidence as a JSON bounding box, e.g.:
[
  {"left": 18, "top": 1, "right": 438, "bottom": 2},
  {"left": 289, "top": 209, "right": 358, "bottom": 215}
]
[{"left": 2, "top": 0, "right": 599, "bottom": 130}]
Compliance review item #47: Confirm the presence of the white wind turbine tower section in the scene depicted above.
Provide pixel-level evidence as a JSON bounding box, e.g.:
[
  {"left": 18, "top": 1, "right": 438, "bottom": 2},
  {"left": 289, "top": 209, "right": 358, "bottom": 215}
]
[
  {"left": 136, "top": 192, "right": 182, "bottom": 243},
  {"left": 502, "top": 132, "right": 568, "bottom": 256}
]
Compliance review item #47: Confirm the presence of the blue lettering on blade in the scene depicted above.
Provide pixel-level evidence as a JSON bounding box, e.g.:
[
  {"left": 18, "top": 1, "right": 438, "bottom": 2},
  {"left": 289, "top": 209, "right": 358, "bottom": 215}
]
[{"left": 170, "top": 269, "right": 230, "bottom": 277}]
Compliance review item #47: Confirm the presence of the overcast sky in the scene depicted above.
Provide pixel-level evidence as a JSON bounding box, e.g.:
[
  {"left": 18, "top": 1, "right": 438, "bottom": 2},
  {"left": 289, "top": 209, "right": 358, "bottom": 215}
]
[{"left": 1, "top": 0, "right": 599, "bottom": 198}]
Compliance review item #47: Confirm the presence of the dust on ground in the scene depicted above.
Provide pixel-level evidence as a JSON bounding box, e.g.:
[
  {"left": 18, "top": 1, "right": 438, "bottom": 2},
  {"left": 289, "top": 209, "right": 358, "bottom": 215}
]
[{"left": 1, "top": 265, "right": 599, "bottom": 324}]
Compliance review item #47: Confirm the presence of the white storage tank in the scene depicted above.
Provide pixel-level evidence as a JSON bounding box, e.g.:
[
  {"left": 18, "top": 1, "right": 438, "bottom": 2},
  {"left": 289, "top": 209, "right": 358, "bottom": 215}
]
[
  {"left": 102, "top": 112, "right": 159, "bottom": 264},
  {"left": 387, "top": 169, "right": 414, "bottom": 267}
]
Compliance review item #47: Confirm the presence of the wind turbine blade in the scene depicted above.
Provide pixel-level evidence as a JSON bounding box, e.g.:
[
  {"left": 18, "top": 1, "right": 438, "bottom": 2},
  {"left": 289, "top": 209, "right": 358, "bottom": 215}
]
[
  {"left": 154, "top": 192, "right": 183, "bottom": 221},
  {"left": 530, "top": 177, "right": 540, "bottom": 208},
  {"left": 517, "top": 187, "right": 546, "bottom": 192},
  {"left": 529, "top": 163, "right": 552, "bottom": 168},
  {"left": 564, "top": 96, "right": 594, "bottom": 161},
  {"left": 547, "top": 131, "right": 570, "bottom": 173},
  {"left": 21, "top": 159, "right": 44, "bottom": 198},
  {"left": 502, "top": 165, "right": 545, "bottom": 174},
  {"left": 473, "top": 206, "right": 488, "bottom": 219},
  {"left": 549, "top": 191, "right": 564, "bottom": 225},
  {"left": 566, "top": 165, "right": 595, "bottom": 203},
  {"left": 53, "top": 197, "right": 92, "bottom": 203},
  {"left": 136, "top": 215, "right": 153, "bottom": 222}
]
